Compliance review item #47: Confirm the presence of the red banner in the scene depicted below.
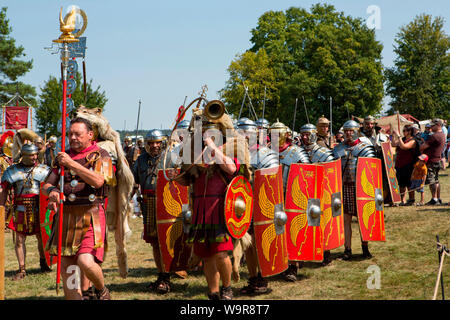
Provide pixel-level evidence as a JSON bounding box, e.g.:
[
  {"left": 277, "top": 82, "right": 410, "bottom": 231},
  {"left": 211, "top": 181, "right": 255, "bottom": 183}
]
[{"left": 4, "top": 106, "right": 29, "bottom": 130}]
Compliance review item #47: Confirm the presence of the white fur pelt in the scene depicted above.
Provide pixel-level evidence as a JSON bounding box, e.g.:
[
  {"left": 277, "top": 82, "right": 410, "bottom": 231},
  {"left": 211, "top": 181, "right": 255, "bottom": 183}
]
[
  {"left": 76, "top": 106, "right": 134, "bottom": 278},
  {"left": 231, "top": 232, "right": 252, "bottom": 282},
  {"left": 12, "top": 128, "right": 39, "bottom": 162}
]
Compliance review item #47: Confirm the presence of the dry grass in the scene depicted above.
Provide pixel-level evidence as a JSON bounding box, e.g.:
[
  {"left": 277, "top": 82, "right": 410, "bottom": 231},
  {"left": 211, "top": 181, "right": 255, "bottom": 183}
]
[{"left": 3, "top": 171, "right": 450, "bottom": 300}]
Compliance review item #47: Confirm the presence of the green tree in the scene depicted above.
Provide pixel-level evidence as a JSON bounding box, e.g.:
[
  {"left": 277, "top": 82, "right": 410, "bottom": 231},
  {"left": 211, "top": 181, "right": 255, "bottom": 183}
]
[
  {"left": 0, "top": 7, "right": 36, "bottom": 105},
  {"left": 385, "top": 14, "right": 449, "bottom": 120},
  {"left": 36, "top": 72, "right": 107, "bottom": 136},
  {"left": 221, "top": 4, "right": 384, "bottom": 132},
  {"left": 219, "top": 49, "right": 281, "bottom": 121}
]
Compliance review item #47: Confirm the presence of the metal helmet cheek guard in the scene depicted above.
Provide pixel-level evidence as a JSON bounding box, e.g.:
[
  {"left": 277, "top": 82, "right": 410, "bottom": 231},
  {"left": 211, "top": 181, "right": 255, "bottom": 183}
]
[
  {"left": 342, "top": 120, "right": 360, "bottom": 141},
  {"left": 299, "top": 123, "right": 318, "bottom": 146}
]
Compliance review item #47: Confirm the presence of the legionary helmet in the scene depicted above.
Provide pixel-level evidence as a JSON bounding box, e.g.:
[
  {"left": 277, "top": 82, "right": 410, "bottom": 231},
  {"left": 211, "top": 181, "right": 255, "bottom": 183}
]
[
  {"left": 236, "top": 117, "right": 257, "bottom": 132},
  {"left": 299, "top": 123, "right": 318, "bottom": 145},
  {"left": 342, "top": 119, "right": 360, "bottom": 141},
  {"left": 21, "top": 143, "right": 39, "bottom": 166},
  {"left": 269, "top": 121, "right": 288, "bottom": 146},
  {"left": 0, "top": 131, "right": 14, "bottom": 158},
  {"left": 316, "top": 115, "right": 330, "bottom": 135},
  {"left": 177, "top": 120, "right": 191, "bottom": 130},
  {"left": 48, "top": 135, "right": 58, "bottom": 144},
  {"left": 124, "top": 136, "right": 132, "bottom": 142},
  {"left": 256, "top": 118, "right": 270, "bottom": 129},
  {"left": 145, "top": 129, "right": 165, "bottom": 142}
]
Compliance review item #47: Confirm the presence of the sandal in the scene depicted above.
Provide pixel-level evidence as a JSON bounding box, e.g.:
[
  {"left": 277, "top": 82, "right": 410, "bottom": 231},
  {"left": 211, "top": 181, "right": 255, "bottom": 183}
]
[
  {"left": 95, "top": 286, "right": 111, "bottom": 300},
  {"left": 283, "top": 264, "right": 297, "bottom": 282},
  {"left": 82, "top": 286, "right": 96, "bottom": 300},
  {"left": 148, "top": 273, "right": 171, "bottom": 294},
  {"left": 220, "top": 286, "right": 233, "bottom": 300},
  {"left": 208, "top": 292, "right": 220, "bottom": 300},
  {"left": 12, "top": 267, "right": 26, "bottom": 281}
]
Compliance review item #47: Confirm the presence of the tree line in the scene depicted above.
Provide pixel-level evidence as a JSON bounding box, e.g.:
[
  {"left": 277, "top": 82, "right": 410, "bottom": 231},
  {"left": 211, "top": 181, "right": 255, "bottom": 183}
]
[{"left": 0, "top": 4, "right": 448, "bottom": 136}]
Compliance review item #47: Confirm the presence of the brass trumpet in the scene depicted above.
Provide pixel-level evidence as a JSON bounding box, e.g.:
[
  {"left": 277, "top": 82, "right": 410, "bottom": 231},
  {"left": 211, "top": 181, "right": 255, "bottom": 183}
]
[{"left": 203, "top": 99, "right": 225, "bottom": 121}]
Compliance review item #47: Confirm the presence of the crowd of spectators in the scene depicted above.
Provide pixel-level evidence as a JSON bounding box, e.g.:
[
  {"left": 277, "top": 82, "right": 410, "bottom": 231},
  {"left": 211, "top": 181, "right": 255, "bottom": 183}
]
[{"left": 392, "top": 118, "right": 448, "bottom": 206}]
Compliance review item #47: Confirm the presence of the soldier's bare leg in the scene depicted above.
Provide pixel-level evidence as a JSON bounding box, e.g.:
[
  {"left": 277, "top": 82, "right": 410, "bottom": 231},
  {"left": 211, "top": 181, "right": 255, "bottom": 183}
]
[
  {"left": 61, "top": 256, "right": 82, "bottom": 300},
  {"left": 203, "top": 255, "right": 220, "bottom": 294},
  {"left": 77, "top": 253, "right": 105, "bottom": 290},
  {"left": 13, "top": 232, "right": 26, "bottom": 276},
  {"left": 35, "top": 233, "right": 51, "bottom": 272},
  {"left": 215, "top": 251, "right": 232, "bottom": 288},
  {"left": 343, "top": 213, "right": 353, "bottom": 260}
]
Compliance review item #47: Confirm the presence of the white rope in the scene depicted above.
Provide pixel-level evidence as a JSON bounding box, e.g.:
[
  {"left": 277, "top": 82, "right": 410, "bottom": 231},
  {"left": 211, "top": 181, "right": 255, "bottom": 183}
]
[{"left": 433, "top": 242, "right": 449, "bottom": 300}]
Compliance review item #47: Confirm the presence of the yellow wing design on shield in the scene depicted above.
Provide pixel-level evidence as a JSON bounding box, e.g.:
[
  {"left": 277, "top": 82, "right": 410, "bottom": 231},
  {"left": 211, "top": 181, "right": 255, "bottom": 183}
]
[
  {"left": 362, "top": 201, "right": 376, "bottom": 230},
  {"left": 166, "top": 221, "right": 183, "bottom": 258},
  {"left": 290, "top": 213, "right": 307, "bottom": 246},
  {"left": 292, "top": 176, "right": 308, "bottom": 209},
  {"left": 321, "top": 189, "right": 332, "bottom": 231},
  {"left": 361, "top": 168, "right": 375, "bottom": 197},
  {"left": 259, "top": 184, "right": 274, "bottom": 219},
  {"left": 262, "top": 224, "right": 276, "bottom": 262},
  {"left": 163, "top": 183, "right": 181, "bottom": 217}
]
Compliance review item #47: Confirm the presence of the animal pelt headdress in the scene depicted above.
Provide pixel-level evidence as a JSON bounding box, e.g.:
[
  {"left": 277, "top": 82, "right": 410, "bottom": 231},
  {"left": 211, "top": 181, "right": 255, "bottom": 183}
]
[
  {"left": 182, "top": 108, "right": 251, "bottom": 180},
  {"left": 12, "top": 128, "right": 39, "bottom": 162},
  {"left": 75, "top": 105, "right": 134, "bottom": 278}
]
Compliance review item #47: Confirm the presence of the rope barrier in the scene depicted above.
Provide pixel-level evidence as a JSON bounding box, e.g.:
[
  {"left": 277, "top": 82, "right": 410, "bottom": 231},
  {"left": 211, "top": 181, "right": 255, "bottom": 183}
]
[{"left": 433, "top": 240, "right": 449, "bottom": 300}]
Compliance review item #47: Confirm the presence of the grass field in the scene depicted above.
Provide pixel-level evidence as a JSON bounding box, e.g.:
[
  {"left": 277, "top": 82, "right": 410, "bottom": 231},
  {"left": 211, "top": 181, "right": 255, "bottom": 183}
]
[{"left": 3, "top": 170, "right": 450, "bottom": 300}]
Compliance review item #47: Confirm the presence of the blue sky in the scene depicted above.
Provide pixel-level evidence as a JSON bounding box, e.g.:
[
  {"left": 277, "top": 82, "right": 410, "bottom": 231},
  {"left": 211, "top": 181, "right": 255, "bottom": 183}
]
[{"left": 2, "top": 0, "right": 449, "bottom": 131}]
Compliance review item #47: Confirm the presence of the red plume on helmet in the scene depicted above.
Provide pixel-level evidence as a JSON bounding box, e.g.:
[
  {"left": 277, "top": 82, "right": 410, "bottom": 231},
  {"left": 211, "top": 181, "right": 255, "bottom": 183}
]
[{"left": 0, "top": 131, "right": 14, "bottom": 147}]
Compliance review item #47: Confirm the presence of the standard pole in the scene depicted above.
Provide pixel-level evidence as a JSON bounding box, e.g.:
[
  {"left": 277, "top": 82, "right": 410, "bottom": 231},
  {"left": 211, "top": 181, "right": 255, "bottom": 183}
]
[{"left": 56, "top": 42, "right": 69, "bottom": 294}]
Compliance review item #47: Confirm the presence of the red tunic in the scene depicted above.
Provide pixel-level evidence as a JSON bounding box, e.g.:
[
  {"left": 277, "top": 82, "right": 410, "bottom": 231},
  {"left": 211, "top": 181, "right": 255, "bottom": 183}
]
[{"left": 188, "top": 160, "right": 240, "bottom": 258}]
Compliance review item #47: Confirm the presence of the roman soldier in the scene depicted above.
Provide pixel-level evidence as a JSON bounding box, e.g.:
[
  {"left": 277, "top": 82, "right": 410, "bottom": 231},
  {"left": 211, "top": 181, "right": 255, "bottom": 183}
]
[
  {"left": 33, "top": 136, "right": 46, "bottom": 164},
  {"left": 0, "top": 143, "right": 51, "bottom": 280},
  {"left": 269, "top": 121, "right": 310, "bottom": 281},
  {"left": 123, "top": 136, "right": 139, "bottom": 167},
  {"left": 299, "top": 124, "right": 337, "bottom": 265},
  {"left": 236, "top": 118, "right": 279, "bottom": 295},
  {"left": 172, "top": 103, "right": 252, "bottom": 300},
  {"left": 360, "top": 115, "right": 389, "bottom": 154},
  {"left": 43, "top": 117, "right": 114, "bottom": 300},
  {"left": 44, "top": 135, "right": 58, "bottom": 167},
  {"left": 333, "top": 120, "right": 377, "bottom": 260},
  {"left": 256, "top": 118, "right": 270, "bottom": 147},
  {"left": 132, "top": 129, "right": 171, "bottom": 294},
  {"left": 0, "top": 131, "right": 14, "bottom": 177},
  {"left": 316, "top": 115, "right": 332, "bottom": 149}
]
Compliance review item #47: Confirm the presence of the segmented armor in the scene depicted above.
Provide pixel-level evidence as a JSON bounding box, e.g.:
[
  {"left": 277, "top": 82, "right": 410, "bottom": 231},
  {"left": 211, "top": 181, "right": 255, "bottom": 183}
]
[{"left": 333, "top": 141, "right": 376, "bottom": 183}]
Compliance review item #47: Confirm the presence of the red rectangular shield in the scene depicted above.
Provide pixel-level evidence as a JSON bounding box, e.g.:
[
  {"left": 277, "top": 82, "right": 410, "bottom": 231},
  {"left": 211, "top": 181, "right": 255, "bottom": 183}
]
[
  {"left": 320, "top": 159, "right": 345, "bottom": 251},
  {"left": 156, "top": 169, "right": 192, "bottom": 273},
  {"left": 39, "top": 182, "right": 57, "bottom": 266},
  {"left": 285, "top": 163, "right": 324, "bottom": 261},
  {"left": 253, "top": 165, "right": 289, "bottom": 278},
  {"left": 381, "top": 141, "right": 402, "bottom": 204},
  {"left": 356, "top": 158, "right": 386, "bottom": 242},
  {"left": 5, "top": 106, "right": 29, "bottom": 130}
]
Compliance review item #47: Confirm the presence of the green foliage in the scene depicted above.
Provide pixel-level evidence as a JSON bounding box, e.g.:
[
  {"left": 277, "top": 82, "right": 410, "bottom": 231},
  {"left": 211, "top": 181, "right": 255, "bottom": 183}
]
[
  {"left": 385, "top": 14, "right": 449, "bottom": 121},
  {"left": 220, "top": 3, "right": 384, "bottom": 132},
  {"left": 36, "top": 72, "right": 107, "bottom": 136},
  {"left": 0, "top": 7, "right": 36, "bottom": 105}
]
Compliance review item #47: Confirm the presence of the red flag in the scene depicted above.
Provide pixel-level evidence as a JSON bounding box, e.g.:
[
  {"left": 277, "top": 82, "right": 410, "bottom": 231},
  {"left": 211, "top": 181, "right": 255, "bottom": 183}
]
[
  {"left": 5, "top": 106, "right": 29, "bottom": 129},
  {"left": 176, "top": 105, "right": 185, "bottom": 124}
]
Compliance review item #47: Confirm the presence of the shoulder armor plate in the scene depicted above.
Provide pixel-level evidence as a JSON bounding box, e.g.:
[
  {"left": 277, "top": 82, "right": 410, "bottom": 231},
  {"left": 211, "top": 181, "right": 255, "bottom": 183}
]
[{"left": 251, "top": 146, "right": 279, "bottom": 170}]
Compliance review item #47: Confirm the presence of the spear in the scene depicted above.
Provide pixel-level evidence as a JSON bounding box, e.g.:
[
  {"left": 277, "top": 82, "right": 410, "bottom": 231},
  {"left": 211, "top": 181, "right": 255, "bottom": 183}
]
[
  {"left": 292, "top": 98, "right": 298, "bottom": 131},
  {"left": 262, "top": 86, "right": 266, "bottom": 120},
  {"left": 302, "top": 96, "right": 309, "bottom": 123},
  {"left": 135, "top": 100, "right": 141, "bottom": 145},
  {"left": 329, "top": 96, "right": 333, "bottom": 145}
]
